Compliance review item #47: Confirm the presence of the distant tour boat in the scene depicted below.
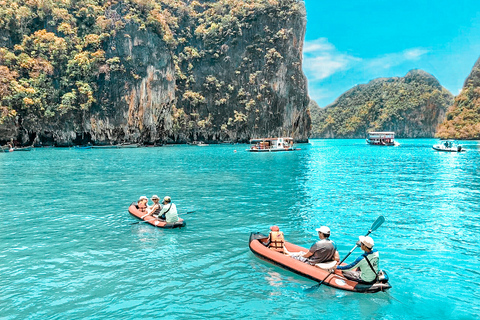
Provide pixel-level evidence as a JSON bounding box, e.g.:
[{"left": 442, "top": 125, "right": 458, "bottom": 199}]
[
  {"left": 432, "top": 140, "right": 465, "bottom": 152},
  {"left": 247, "top": 137, "right": 300, "bottom": 152},
  {"left": 366, "top": 132, "right": 398, "bottom": 146}
]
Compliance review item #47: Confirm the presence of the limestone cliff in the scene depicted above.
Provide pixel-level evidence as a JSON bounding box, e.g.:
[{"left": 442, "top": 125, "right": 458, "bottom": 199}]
[
  {"left": 436, "top": 57, "right": 480, "bottom": 139},
  {"left": 0, "top": 0, "right": 310, "bottom": 146},
  {"left": 309, "top": 70, "right": 454, "bottom": 138}
]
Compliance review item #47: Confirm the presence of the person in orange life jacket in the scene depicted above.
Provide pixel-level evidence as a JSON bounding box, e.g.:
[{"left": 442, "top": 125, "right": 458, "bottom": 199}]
[
  {"left": 285, "top": 226, "right": 340, "bottom": 265},
  {"left": 147, "top": 195, "right": 162, "bottom": 217},
  {"left": 266, "top": 225, "right": 285, "bottom": 252},
  {"left": 336, "top": 236, "right": 379, "bottom": 283},
  {"left": 136, "top": 196, "right": 148, "bottom": 212}
]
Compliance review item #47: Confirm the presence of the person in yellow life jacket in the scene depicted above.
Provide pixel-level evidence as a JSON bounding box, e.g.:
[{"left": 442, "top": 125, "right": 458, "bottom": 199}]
[
  {"left": 267, "top": 225, "right": 285, "bottom": 253},
  {"left": 136, "top": 196, "right": 148, "bottom": 213}
]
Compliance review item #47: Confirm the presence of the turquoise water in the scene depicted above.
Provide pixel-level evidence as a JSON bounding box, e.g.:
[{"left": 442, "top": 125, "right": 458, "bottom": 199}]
[{"left": 1, "top": 139, "right": 479, "bottom": 319}]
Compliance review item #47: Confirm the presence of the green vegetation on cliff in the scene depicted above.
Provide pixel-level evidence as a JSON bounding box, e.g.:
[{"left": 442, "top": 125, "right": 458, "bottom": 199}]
[
  {"left": 309, "top": 70, "right": 454, "bottom": 138},
  {"left": 437, "top": 57, "right": 480, "bottom": 139},
  {"left": 0, "top": 0, "right": 309, "bottom": 145}
]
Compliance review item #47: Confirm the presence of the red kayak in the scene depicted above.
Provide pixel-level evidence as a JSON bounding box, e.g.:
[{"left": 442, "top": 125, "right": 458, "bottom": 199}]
[
  {"left": 249, "top": 232, "right": 391, "bottom": 293},
  {"left": 128, "top": 203, "right": 186, "bottom": 228}
]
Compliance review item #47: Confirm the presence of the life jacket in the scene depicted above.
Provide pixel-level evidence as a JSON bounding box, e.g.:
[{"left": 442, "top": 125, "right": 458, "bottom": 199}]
[
  {"left": 269, "top": 231, "right": 284, "bottom": 251},
  {"left": 138, "top": 202, "right": 147, "bottom": 212}
]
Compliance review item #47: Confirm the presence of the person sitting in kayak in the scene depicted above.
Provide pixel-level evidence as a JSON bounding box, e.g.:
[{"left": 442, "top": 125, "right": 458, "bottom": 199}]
[
  {"left": 266, "top": 225, "right": 285, "bottom": 252},
  {"left": 336, "top": 236, "right": 379, "bottom": 283},
  {"left": 136, "top": 196, "right": 148, "bottom": 213},
  {"left": 158, "top": 196, "right": 179, "bottom": 223},
  {"left": 286, "top": 226, "right": 340, "bottom": 265},
  {"left": 148, "top": 195, "right": 162, "bottom": 217}
]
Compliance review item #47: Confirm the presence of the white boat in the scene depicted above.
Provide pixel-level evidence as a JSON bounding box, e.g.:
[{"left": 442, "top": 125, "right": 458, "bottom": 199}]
[
  {"left": 188, "top": 141, "right": 209, "bottom": 146},
  {"left": 197, "top": 142, "right": 209, "bottom": 147},
  {"left": 366, "top": 132, "right": 399, "bottom": 146},
  {"left": 247, "top": 137, "right": 300, "bottom": 152},
  {"left": 432, "top": 140, "right": 465, "bottom": 152}
]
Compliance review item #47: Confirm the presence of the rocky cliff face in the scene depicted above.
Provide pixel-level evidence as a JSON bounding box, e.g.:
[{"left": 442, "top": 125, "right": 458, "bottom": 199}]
[
  {"left": 0, "top": 0, "right": 310, "bottom": 146},
  {"left": 436, "top": 57, "right": 480, "bottom": 139},
  {"left": 91, "top": 22, "right": 176, "bottom": 145},
  {"left": 309, "top": 70, "right": 454, "bottom": 138}
]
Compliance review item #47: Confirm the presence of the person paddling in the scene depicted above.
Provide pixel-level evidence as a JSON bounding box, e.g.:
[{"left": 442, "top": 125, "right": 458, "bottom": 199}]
[
  {"left": 286, "top": 226, "right": 340, "bottom": 265},
  {"left": 336, "top": 235, "right": 379, "bottom": 283}
]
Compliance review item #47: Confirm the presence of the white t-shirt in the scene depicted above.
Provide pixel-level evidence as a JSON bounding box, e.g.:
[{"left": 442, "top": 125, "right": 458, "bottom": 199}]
[{"left": 160, "top": 203, "right": 178, "bottom": 223}]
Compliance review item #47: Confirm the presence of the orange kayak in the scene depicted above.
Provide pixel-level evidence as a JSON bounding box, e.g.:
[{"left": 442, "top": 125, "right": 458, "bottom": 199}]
[
  {"left": 249, "top": 232, "right": 391, "bottom": 293},
  {"left": 128, "top": 203, "right": 186, "bottom": 229}
]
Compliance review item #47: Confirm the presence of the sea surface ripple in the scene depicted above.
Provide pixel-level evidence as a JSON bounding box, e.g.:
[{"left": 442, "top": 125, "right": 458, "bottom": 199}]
[{"left": 1, "top": 139, "right": 479, "bottom": 319}]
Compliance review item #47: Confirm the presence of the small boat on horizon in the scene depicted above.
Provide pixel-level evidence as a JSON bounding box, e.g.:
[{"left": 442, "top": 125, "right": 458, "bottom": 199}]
[
  {"left": 366, "top": 132, "right": 399, "bottom": 146},
  {"left": 247, "top": 137, "right": 300, "bottom": 152},
  {"left": 188, "top": 141, "right": 209, "bottom": 146},
  {"left": 74, "top": 145, "right": 92, "bottom": 150},
  {"left": 432, "top": 140, "right": 465, "bottom": 152},
  {"left": 1, "top": 145, "right": 32, "bottom": 152},
  {"left": 13, "top": 147, "right": 33, "bottom": 151}
]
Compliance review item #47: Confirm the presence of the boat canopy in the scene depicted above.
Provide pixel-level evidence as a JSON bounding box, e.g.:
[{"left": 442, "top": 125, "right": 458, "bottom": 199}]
[
  {"left": 367, "top": 132, "right": 395, "bottom": 138},
  {"left": 249, "top": 137, "right": 293, "bottom": 143}
]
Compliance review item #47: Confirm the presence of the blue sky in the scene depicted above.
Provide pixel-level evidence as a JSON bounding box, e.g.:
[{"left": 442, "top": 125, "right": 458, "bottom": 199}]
[{"left": 303, "top": 0, "right": 480, "bottom": 107}]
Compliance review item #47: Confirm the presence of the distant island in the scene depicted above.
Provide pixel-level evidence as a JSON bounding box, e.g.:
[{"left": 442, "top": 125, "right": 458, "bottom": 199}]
[
  {"left": 309, "top": 70, "right": 454, "bottom": 139},
  {"left": 309, "top": 59, "right": 480, "bottom": 140}
]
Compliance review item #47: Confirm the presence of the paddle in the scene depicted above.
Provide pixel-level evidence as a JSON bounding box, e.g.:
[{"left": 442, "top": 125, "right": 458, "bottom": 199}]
[
  {"left": 304, "top": 215, "right": 385, "bottom": 292},
  {"left": 130, "top": 211, "right": 196, "bottom": 225}
]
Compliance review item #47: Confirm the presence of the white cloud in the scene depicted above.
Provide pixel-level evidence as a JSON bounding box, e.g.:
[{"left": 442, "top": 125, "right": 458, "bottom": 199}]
[
  {"left": 303, "top": 38, "right": 336, "bottom": 53},
  {"left": 303, "top": 38, "right": 360, "bottom": 81},
  {"left": 303, "top": 39, "right": 429, "bottom": 81},
  {"left": 366, "top": 48, "right": 429, "bottom": 69}
]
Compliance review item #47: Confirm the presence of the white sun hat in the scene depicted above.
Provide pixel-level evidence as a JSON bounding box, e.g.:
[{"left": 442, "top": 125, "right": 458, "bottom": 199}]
[
  {"left": 359, "top": 236, "right": 374, "bottom": 249},
  {"left": 315, "top": 226, "right": 330, "bottom": 234}
]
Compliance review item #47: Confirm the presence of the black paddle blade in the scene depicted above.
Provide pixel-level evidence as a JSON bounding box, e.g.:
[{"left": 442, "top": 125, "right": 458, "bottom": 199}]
[{"left": 370, "top": 215, "right": 385, "bottom": 232}]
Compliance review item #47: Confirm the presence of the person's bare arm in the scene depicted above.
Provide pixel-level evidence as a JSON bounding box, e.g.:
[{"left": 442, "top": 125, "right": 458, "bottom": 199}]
[{"left": 302, "top": 251, "right": 314, "bottom": 258}]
